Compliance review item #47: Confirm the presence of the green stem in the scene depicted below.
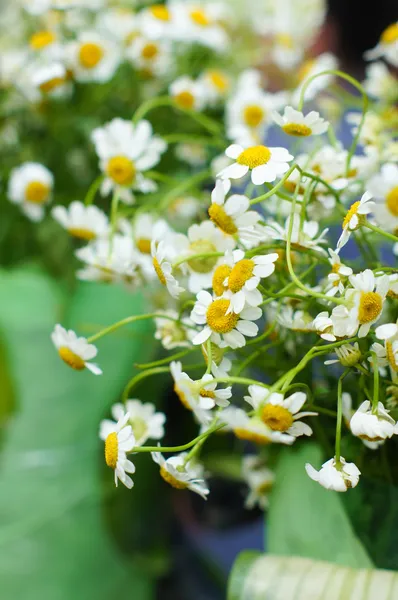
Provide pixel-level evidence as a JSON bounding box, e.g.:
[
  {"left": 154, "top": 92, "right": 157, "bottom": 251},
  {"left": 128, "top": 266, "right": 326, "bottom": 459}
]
[
  {"left": 135, "top": 347, "right": 198, "bottom": 369},
  {"left": 335, "top": 369, "right": 350, "bottom": 465},
  {"left": 205, "top": 339, "right": 212, "bottom": 375},
  {"left": 130, "top": 422, "right": 225, "bottom": 454},
  {"left": 249, "top": 164, "right": 297, "bottom": 205},
  {"left": 84, "top": 175, "right": 104, "bottom": 206},
  {"left": 123, "top": 366, "right": 170, "bottom": 401},
  {"left": 372, "top": 351, "right": 379, "bottom": 414},
  {"left": 173, "top": 251, "right": 223, "bottom": 269},
  {"left": 364, "top": 222, "right": 398, "bottom": 244}
]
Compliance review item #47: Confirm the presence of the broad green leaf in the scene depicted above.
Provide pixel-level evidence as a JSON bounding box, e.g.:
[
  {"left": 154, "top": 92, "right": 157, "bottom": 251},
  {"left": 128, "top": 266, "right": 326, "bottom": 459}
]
[
  {"left": 228, "top": 554, "right": 398, "bottom": 600},
  {"left": 267, "top": 443, "right": 372, "bottom": 568},
  {"left": 0, "top": 268, "right": 155, "bottom": 600}
]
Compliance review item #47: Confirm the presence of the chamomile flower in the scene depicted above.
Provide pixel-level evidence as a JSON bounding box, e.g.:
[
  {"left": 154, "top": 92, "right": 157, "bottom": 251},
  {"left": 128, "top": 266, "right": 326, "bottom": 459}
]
[
  {"left": 293, "top": 52, "right": 338, "bottom": 103},
  {"left": 265, "top": 214, "right": 328, "bottom": 254},
  {"left": 96, "top": 8, "right": 139, "bottom": 45},
  {"left": 169, "top": 76, "right": 207, "bottom": 111},
  {"left": 191, "top": 291, "right": 262, "bottom": 349},
  {"left": 91, "top": 118, "right": 166, "bottom": 204},
  {"left": 172, "top": 1, "right": 229, "bottom": 52},
  {"left": 324, "top": 343, "right": 362, "bottom": 367},
  {"left": 8, "top": 162, "right": 53, "bottom": 222},
  {"left": 51, "top": 324, "right": 102, "bottom": 375},
  {"left": 200, "top": 69, "right": 231, "bottom": 105},
  {"left": 350, "top": 400, "right": 398, "bottom": 442},
  {"left": 337, "top": 191, "right": 375, "bottom": 250},
  {"left": 100, "top": 401, "right": 165, "bottom": 447},
  {"left": 367, "top": 164, "right": 398, "bottom": 234},
  {"left": 313, "top": 312, "right": 336, "bottom": 342},
  {"left": 372, "top": 322, "right": 398, "bottom": 374},
  {"left": 272, "top": 107, "right": 329, "bottom": 137},
  {"left": 244, "top": 386, "right": 316, "bottom": 438},
  {"left": 151, "top": 240, "right": 185, "bottom": 298},
  {"left": 138, "top": 4, "right": 174, "bottom": 40},
  {"left": 175, "top": 143, "right": 207, "bottom": 167},
  {"left": 127, "top": 36, "right": 171, "bottom": 78},
  {"left": 277, "top": 307, "right": 315, "bottom": 334},
  {"left": 242, "top": 455, "right": 275, "bottom": 510},
  {"left": 100, "top": 412, "right": 136, "bottom": 489},
  {"left": 30, "top": 62, "right": 71, "bottom": 100},
  {"left": 365, "top": 22, "right": 398, "bottom": 67},
  {"left": 342, "top": 392, "right": 383, "bottom": 450},
  {"left": 363, "top": 62, "right": 398, "bottom": 103},
  {"left": 152, "top": 452, "right": 209, "bottom": 499},
  {"left": 221, "top": 407, "right": 295, "bottom": 445},
  {"left": 305, "top": 457, "right": 360, "bottom": 492},
  {"left": 29, "top": 29, "right": 63, "bottom": 61},
  {"left": 66, "top": 31, "right": 120, "bottom": 83},
  {"left": 52, "top": 201, "right": 109, "bottom": 241},
  {"left": 326, "top": 248, "right": 353, "bottom": 296},
  {"left": 154, "top": 311, "right": 196, "bottom": 350},
  {"left": 218, "top": 143, "right": 293, "bottom": 186}
]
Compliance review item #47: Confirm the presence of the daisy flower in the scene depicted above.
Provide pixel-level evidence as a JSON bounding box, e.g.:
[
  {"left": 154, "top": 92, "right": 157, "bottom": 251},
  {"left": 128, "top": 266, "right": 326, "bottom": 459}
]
[
  {"left": 342, "top": 392, "right": 383, "bottom": 450},
  {"left": 367, "top": 163, "right": 398, "bottom": 234},
  {"left": 221, "top": 407, "right": 295, "bottom": 445},
  {"left": 326, "top": 248, "right": 353, "bottom": 296},
  {"left": 305, "top": 457, "right": 360, "bottom": 492},
  {"left": 152, "top": 452, "right": 209, "bottom": 499},
  {"left": 324, "top": 343, "right": 362, "bottom": 368},
  {"left": 171, "top": 1, "right": 229, "bottom": 52},
  {"left": 244, "top": 386, "right": 317, "bottom": 438},
  {"left": 151, "top": 240, "right": 185, "bottom": 299},
  {"left": 52, "top": 201, "right": 109, "bottom": 241},
  {"left": 364, "top": 62, "right": 398, "bottom": 103},
  {"left": 169, "top": 76, "right": 207, "bottom": 111},
  {"left": 127, "top": 36, "right": 171, "bottom": 78},
  {"left": 313, "top": 311, "right": 336, "bottom": 342},
  {"left": 51, "top": 324, "right": 102, "bottom": 375},
  {"left": 30, "top": 62, "right": 70, "bottom": 100},
  {"left": 272, "top": 107, "right": 329, "bottom": 137},
  {"left": 154, "top": 310, "right": 196, "bottom": 350},
  {"left": 200, "top": 69, "right": 231, "bottom": 105},
  {"left": 91, "top": 118, "right": 166, "bottom": 204},
  {"left": 277, "top": 306, "right": 315, "bottom": 334},
  {"left": 218, "top": 143, "right": 293, "bottom": 186},
  {"left": 350, "top": 400, "right": 398, "bottom": 442},
  {"left": 364, "top": 22, "right": 398, "bottom": 67},
  {"left": 138, "top": 4, "right": 174, "bottom": 40},
  {"left": 371, "top": 321, "right": 398, "bottom": 374},
  {"left": 100, "top": 412, "right": 136, "bottom": 489},
  {"left": 100, "top": 401, "right": 165, "bottom": 447},
  {"left": 66, "top": 30, "right": 120, "bottom": 83},
  {"left": 96, "top": 8, "right": 138, "bottom": 45},
  {"left": 265, "top": 214, "right": 328, "bottom": 254},
  {"left": 8, "top": 162, "right": 53, "bottom": 222},
  {"left": 190, "top": 291, "right": 262, "bottom": 349},
  {"left": 29, "top": 29, "right": 63, "bottom": 61},
  {"left": 242, "top": 455, "right": 275, "bottom": 510},
  {"left": 337, "top": 191, "right": 375, "bottom": 250}
]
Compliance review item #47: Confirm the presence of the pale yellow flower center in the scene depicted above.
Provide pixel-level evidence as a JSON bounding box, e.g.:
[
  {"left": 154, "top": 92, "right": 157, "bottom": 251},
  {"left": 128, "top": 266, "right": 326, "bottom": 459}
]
[
  {"left": 208, "top": 70, "right": 229, "bottom": 92},
  {"left": 275, "top": 33, "right": 294, "bottom": 48},
  {"left": 141, "top": 42, "right": 159, "bottom": 60},
  {"left": 206, "top": 299, "right": 239, "bottom": 333},
  {"left": 153, "top": 257, "right": 166, "bottom": 285},
  {"left": 190, "top": 9, "right": 211, "bottom": 26},
  {"left": 212, "top": 264, "right": 232, "bottom": 296},
  {"left": 282, "top": 123, "right": 312, "bottom": 137},
  {"left": 342, "top": 200, "right": 361, "bottom": 229},
  {"left": 358, "top": 291, "right": 383, "bottom": 324},
  {"left": 58, "top": 346, "right": 85, "bottom": 370},
  {"left": 150, "top": 5, "right": 170, "bottom": 21},
  {"left": 237, "top": 145, "right": 271, "bottom": 169},
  {"left": 39, "top": 76, "right": 66, "bottom": 94},
  {"left": 174, "top": 91, "right": 195, "bottom": 109},
  {"left": 386, "top": 186, "right": 398, "bottom": 217},
  {"left": 243, "top": 105, "right": 265, "bottom": 128},
  {"left": 160, "top": 465, "right": 188, "bottom": 489},
  {"left": 187, "top": 239, "right": 218, "bottom": 273},
  {"left": 137, "top": 238, "right": 152, "bottom": 254},
  {"left": 386, "top": 341, "right": 398, "bottom": 372},
  {"left": 228, "top": 259, "right": 255, "bottom": 293},
  {"left": 234, "top": 428, "right": 271, "bottom": 445},
  {"left": 199, "top": 388, "right": 216, "bottom": 399},
  {"left": 67, "top": 227, "right": 96, "bottom": 241},
  {"left": 30, "top": 30, "right": 56, "bottom": 50},
  {"left": 208, "top": 204, "right": 238, "bottom": 235},
  {"left": 79, "top": 42, "right": 104, "bottom": 69},
  {"left": 261, "top": 404, "right": 293, "bottom": 432},
  {"left": 381, "top": 23, "right": 398, "bottom": 44},
  {"left": 105, "top": 432, "right": 118, "bottom": 469},
  {"left": 106, "top": 156, "right": 136, "bottom": 186},
  {"left": 25, "top": 181, "right": 50, "bottom": 204}
]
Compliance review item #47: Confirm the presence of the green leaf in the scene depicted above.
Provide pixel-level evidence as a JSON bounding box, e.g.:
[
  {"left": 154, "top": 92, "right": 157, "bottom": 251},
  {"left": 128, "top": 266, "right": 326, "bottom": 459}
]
[
  {"left": 0, "top": 268, "right": 156, "bottom": 600},
  {"left": 267, "top": 443, "right": 372, "bottom": 568}
]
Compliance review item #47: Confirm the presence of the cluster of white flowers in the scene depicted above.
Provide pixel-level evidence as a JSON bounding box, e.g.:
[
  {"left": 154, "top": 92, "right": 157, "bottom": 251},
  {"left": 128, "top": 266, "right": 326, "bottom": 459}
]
[{"left": 4, "top": 0, "right": 398, "bottom": 503}]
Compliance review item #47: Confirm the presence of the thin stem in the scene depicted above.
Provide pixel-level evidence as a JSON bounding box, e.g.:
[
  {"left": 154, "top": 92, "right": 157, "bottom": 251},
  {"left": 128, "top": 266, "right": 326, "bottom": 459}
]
[
  {"left": 205, "top": 339, "right": 212, "bottom": 375},
  {"left": 135, "top": 347, "right": 198, "bottom": 369},
  {"left": 335, "top": 369, "right": 350, "bottom": 465},
  {"left": 365, "top": 222, "right": 398, "bottom": 244},
  {"left": 123, "top": 366, "right": 170, "bottom": 401},
  {"left": 173, "top": 251, "right": 223, "bottom": 269},
  {"left": 130, "top": 422, "right": 225, "bottom": 454},
  {"left": 249, "top": 164, "right": 297, "bottom": 205},
  {"left": 84, "top": 175, "right": 104, "bottom": 206},
  {"left": 372, "top": 352, "right": 379, "bottom": 414}
]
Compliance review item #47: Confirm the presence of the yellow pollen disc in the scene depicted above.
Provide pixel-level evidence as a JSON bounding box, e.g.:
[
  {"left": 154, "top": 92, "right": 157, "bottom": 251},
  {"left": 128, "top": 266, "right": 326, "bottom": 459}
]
[
  {"left": 261, "top": 404, "right": 293, "bottom": 432},
  {"left": 228, "top": 259, "right": 255, "bottom": 293},
  {"left": 358, "top": 291, "right": 383, "bottom": 324},
  {"left": 174, "top": 91, "right": 195, "bottom": 109},
  {"left": 381, "top": 23, "right": 398, "bottom": 44},
  {"left": 153, "top": 257, "right": 166, "bottom": 285},
  {"left": 208, "top": 204, "right": 238, "bottom": 235},
  {"left": 137, "top": 238, "right": 152, "bottom": 254},
  {"left": 212, "top": 264, "right": 232, "bottom": 296},
  {"left": 275, "top": 33, "right": 294, "bottom": 48},
  {"left": 237, "top": 145, "right": 271, "bottom": 169},
  {"left": 199, "top": 388, "right": 216, "bottom": 399},
  {"left": 174, "top": 384, "right": 192, "bottom": 410},
  {"left": 206, "top": 299, "right": 239, "bottom": 334},
  {"left": 190, "top": 9, "right": 211, "bottom": 26},
  {"left": 150, "top": 5, "right": 170, "bottom": 21},
  {"left": 141, "top": 42, "right": 159, "bottom": 60},
  {"left": 208, "top": 70, "right": 229, "bottom": 92},
  {"left": 234, "top": 428, "right": 271, "bottom": 445},
  {"left": 282, "top": 123, "right": 312, "bottom": 137},
  {"left": 342, "top": 200, "right": 361, "bottom": 229},
  {"left": 25, "top": 181, "right": 50, "bottom": 204},
  {"left": 187, "top": 240, "right": 218, "bottom": 273},
  {"left": 78, "top": 42, "right": 104, "bottom": 69},
  {"left": 160, "top": 465, "right": 188, "bottom": 489},
  {"left": 30, "top": 30, "right": 56, "bottom": 50},
  {"left": 105, "top": 432, "right": 118, "bottom": 469},
  {"left": 106, "top": 156, "right": 136, "bottom": 186},
  {"left": 386, "top": 186, "right": 398, "bottom": 217},
  {"left": 243, "top": 105, "right": 265, "bottom": 128},
  {"left": 58, "top": 346, "right": 86, "bottom": 370},
  {"left": 386, "top": 341, "right": 398, "bottom": 372},
  {"left": 39, "top": 76, "right": 65, "bottom": 93},
  {"left": 67, "top": 227, "right": 96, "bottom": 241},
  {"left": 331, "top": 263, "right": 340, "bottom": 274}
]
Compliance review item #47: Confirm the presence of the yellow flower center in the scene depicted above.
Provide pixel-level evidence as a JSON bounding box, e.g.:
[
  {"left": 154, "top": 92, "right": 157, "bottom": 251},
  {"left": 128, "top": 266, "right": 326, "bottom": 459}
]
[
  {"left": 58, "top": 346, "right": 85, "bottom": 370},
  {"left": 153, "top": 257, "right": 166, "bottom": 285},
  {"left": 386, "top": 186, "right": 398, "bottom": 217},
  {"left": 206, "top": 299, "right": 239, "bottom": 333},
  {"left": 141, "top": 42, "right": 159, "bottom": 60},
  {"left": 160, "top": 465, "right": 188, "bottom": 489},
  {"left": 237, "top": 145, "right": 271, "bottom": 169},
  {"left": 150, "top": 5, "right": 170, "bottom": 21},
  {"left": 282, "top": 123, "right": 312, "bottom": 137},
  {"left": 30, "top": 30, "right": 56, "bottom": 50},
  {"left": 358, "top": 291, "right": 383, "bottom": 324},
  {"left": 212, "top": 264, "right": 232, "bottom": 296},
  {"left": 243, "top": 105, "right": 265, "bottom": 128},
  {"left": 275, "top": 33, "right": 294, "bottom": 48},
  {"left": 208, "top": 204, "right": 238, "bottom": 235},
  {"left": 106, "top": 156, "right": 136, "bottom": 186},
  {"left": 208, "top": 70, "right": 229, "bottom": 92},
  {"left": 342, "top": 200, "right": 361, "bottom": 230},
  {"left": 386, "top": 341, "right": 398, "bottom": 372},
  {"left": 381, "top": 23, "right": 398, "bottom": 44},
  {"left": 25, "top": 181, "right": 50, "bottom": 204},
  {"left": 298, "top": 59, "right": 315, "bottom": 82},
  {"left": 331, "top": 263, "right": 340, "bottom": 274},
  {"left": 234, "top": 428, "right": 271, "bottom": 445},
  {"left": 67, "top": 227, "right": 96, "bottom": 241},
  {"left": 261, "top": 404, "right": 293, "bottom": 432},
  {"left": 105, "top": 432, "right": 118, "bottom": 469},
  {"left": 190, "top": 9, "right": 211, "bottom": 26},
  {"left": 199, "top": 388, "right": 216, "bottom": 399},
  {"left": 174, "top": 91, "right": 195, "bottom": 109},
  {"left": 137, "top": 238, "right": 152, "bottom": 254},
  {"left": 187, "top": 240, "right": 218, "bottom": 273},
  {"left": 78, "top": 42, "right": 104, "bottom": 69},
  {"left": 228, "top": 259, "right": 255, "bottom": 293}
]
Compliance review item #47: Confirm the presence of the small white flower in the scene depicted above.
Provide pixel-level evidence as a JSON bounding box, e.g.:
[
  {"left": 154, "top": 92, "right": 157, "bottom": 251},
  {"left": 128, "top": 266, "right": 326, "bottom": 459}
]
[
  {"left": 66, "top": 30, "right": 120, "bottom": 83},
  {"left": 292, "top": 53, "right": 338, "bottom": 103},
  {"left": 324, "top": 343, "right": 362, "bottom": 367},
  {"left": 305, "top": 457, "right": 360, "bottom": 492},
  {"left": 364, "top": 22, "right": 398, "bottom": 67},
  {"left": 100, "top": 401, "right": 165, "bottom": 447},
  {"left": 277, "top": 306, "right": 315, "bottom": 334},
  {"left": 8, "top": 162, "right": 53, "bottom": 222},
  {"left": 372, "top": 321, "right": 398, "bottom": 374},
  {"left": 272, "top": 107, "right": 329, "bottom": 137},
  {"left": 127, "top": 36, "right": 172, "bottom": 77},
  {"left": 326, "top": 248, "right": 353, "bottom": 296},
  {"left": 138, "top": 4, "right": 174, "bottom": 40},
  {"left": 342, "top": 392, "right": 383, "bottom": 450},
  {"left": 152, "top": 452, "right": 209, "bottom": 499},
  {"left": 242, "top": 455, "right": 275, "bottom": 510},
  {"left": 367, "top": 163, "right": 398, "bottom": 233},
  {"left": 218, "top": 143, "right": 293, "bottom": 186},
  {"left": 337, "top": 191, "right": 375, "bottom": 250},
  {"left": 52, "top": 201, "right": 109, "bottom": 241},
  {"left": 191, "top": 291, "right": 262, "bottom": 349},
  {"left": 169, "top": 76, "right": 207, "bottom": 111},
  {"left": 221, "top": 406, "right": 294, "bottom": 445},
  {"left": 51, "top": 324, "right": 102, "bottom": 375},
  {"left": 31, "top": 62, "right": 71, "bottom": 100},
  {"left": 151, "top": 240, "right": 185, "bottom": 298},
  {"left": 100, "top": 412, "right": 136, "bottom": 489},
  {"left": 265, "top": 213, "right": 328, "bottom": 254},
  {"left": 175, "top": 143, "right": 207, "bottom": 167},
  {"left": 350, "top": 400, "right": 398, "bottom": 442},
  {"left": 364, "top": 62, "right": 398, "bottom": 103},
  {"left": 96, "top": 7, "right": 138, "bottom": 45},
  {"left": 171, "top": 2, "right": 229, "bottom": 51},
  {"left": 200, "top": 69, "right": 231, "bottom": 105},
  {"left": 313, "top": 312, "right": 336, "bottom": 342},
  {"left": 154, "top": 310, "right": 196, "bottom": 350}
]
